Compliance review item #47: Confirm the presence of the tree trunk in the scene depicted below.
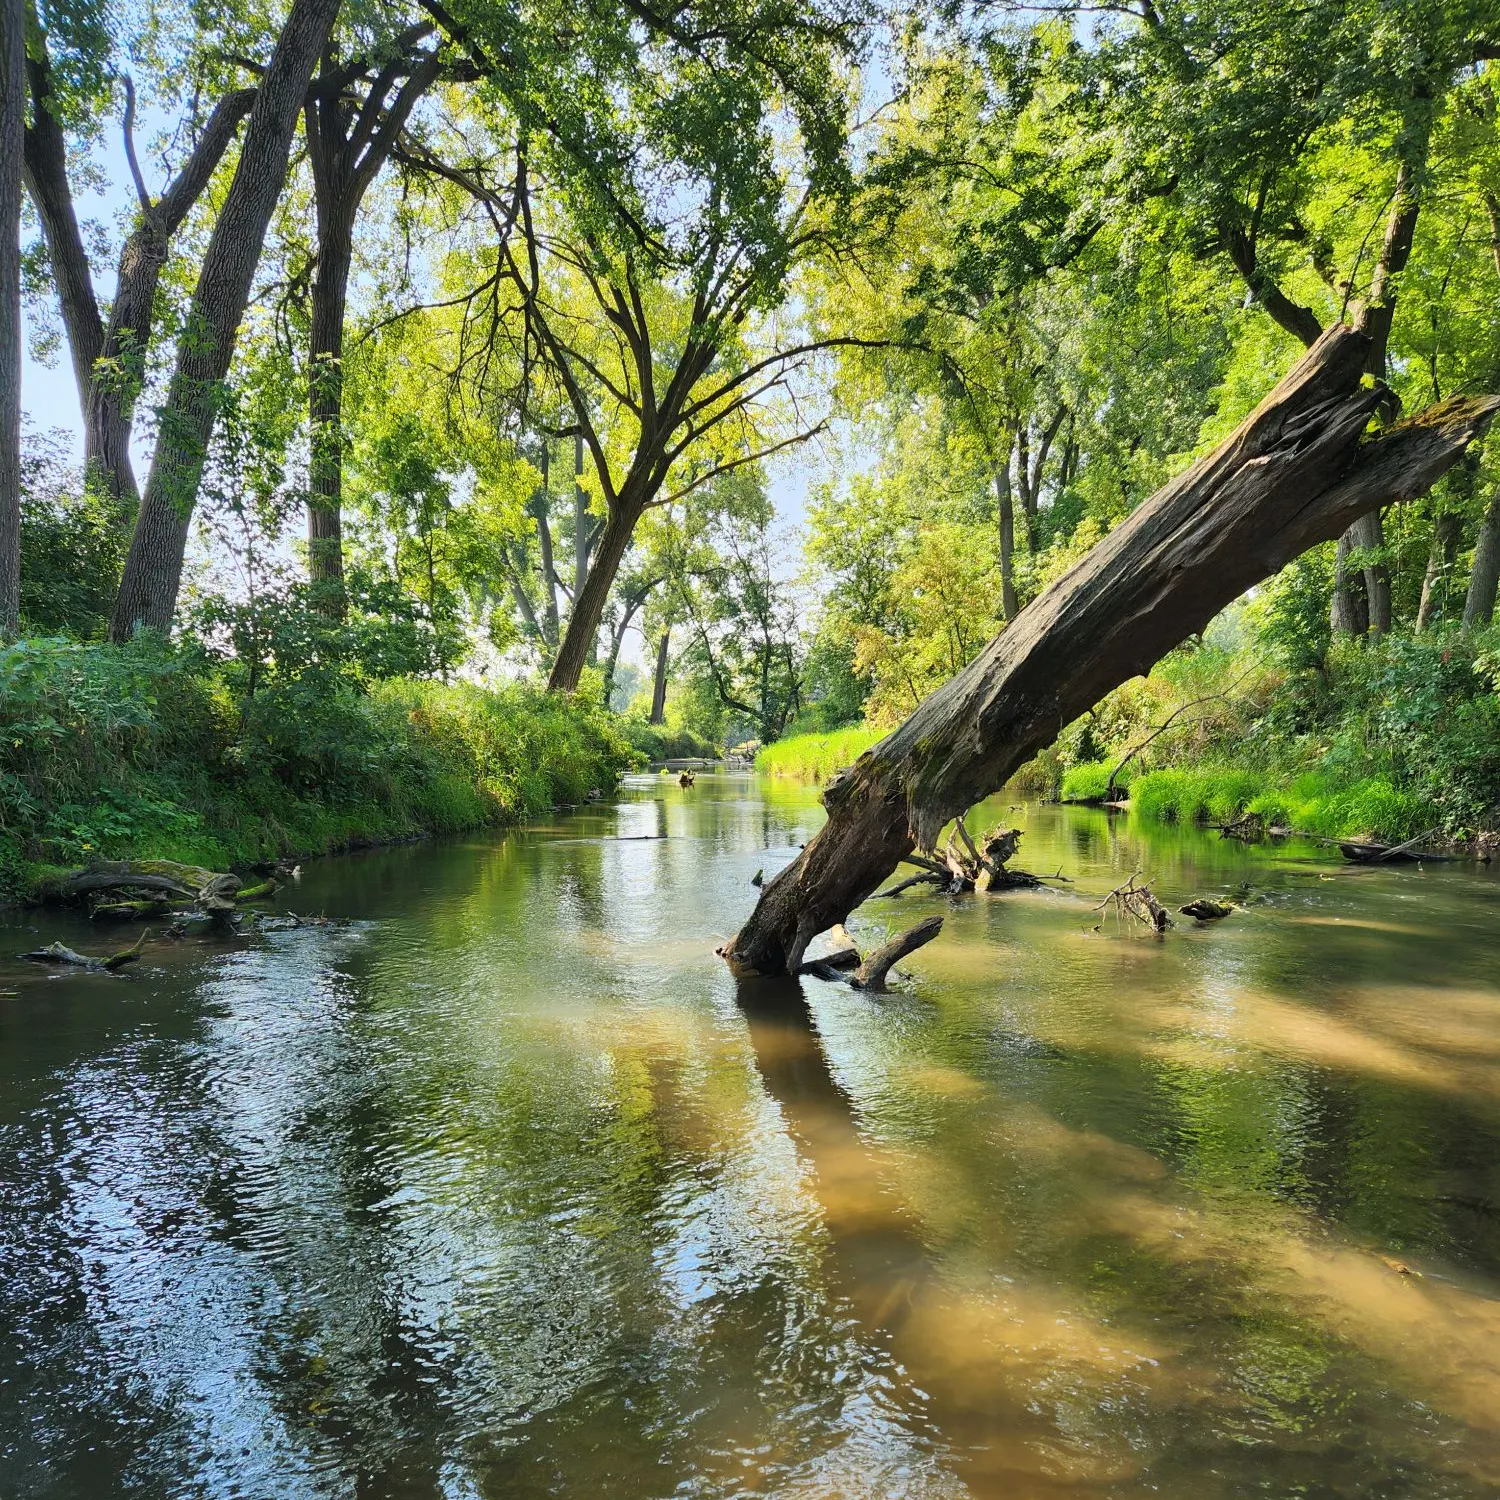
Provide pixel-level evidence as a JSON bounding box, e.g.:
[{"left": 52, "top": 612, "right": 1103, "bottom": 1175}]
[
  {"left": 1463, "top": 489, "right": 1500, "bottom": 632},
  {"left": 650, "top": 627, "right": 670, "bottom": 723},
  {"left": 995, "top": 454, "right": 1018, "bottom": 622},
  {"left": 548, "top": 498, "right": 641, "bottom": 692},
  {"left": 19, "top": 52, "right": 103, "bottom": 419},
  {"left": 0, "top": 0, "right": 23, "bottom": 635},
  {"left": 1349, "top": 509, "right": 1391, "bottom": 636},
  {"left": 601, "top": 587, "right": 651, "bottom": 709},
  {"left": 573, "top": 433, "right": 592, "bottom": 596},
  {"left": 535, "top": 446, "right": 560, "bottom": 646},
  {"left": 307, "top": 209, "right": 353, "bottom": 614},
  {"left": 24, "top": 52, "right": 254, "bottom": 510},
  {"left": 723, "top": 329, "right": 1497, "bottom": 975},
  {"left": 1330, "top": 530, "right": 1367, "bottom": 637},
  {"left": 109, "top": 0, "right": 341, "bottom": 641},
  {"left": 1417, "top": 510, "right": 1462, "bottom": 632}
]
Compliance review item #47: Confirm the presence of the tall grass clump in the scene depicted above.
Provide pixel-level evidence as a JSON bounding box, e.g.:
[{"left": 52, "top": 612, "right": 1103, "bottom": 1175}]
[
  {"left": 756, "top": 725, "right": 884, "bottom": 781},
  {"left": 1058, "top": 758, "right": 1136, "bottom": 801}
]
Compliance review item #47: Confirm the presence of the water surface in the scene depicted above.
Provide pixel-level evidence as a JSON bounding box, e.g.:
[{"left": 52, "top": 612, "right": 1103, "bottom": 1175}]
[{"left": 2, "top": 773, "right": 1499, "bottom": 1497}]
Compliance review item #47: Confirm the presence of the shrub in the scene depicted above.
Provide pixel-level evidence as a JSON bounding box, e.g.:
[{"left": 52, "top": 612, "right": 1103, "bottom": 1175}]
[
  {"left": 0, "top": 636, "right": 632, "bottom": 894},
  {"left": 621, "top": 720, "right": 717, "bottom": 762}
]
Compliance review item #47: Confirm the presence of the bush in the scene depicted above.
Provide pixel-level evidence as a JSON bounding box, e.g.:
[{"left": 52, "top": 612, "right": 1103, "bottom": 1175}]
[
  {"left": 0, "top": 636, "right": 632, "bottom": 894},
  {"left": 621, "top": 720, "right": 718, "bottom": 762}
]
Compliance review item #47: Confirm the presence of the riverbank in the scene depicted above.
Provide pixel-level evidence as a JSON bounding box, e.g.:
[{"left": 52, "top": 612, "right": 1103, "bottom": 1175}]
[
  {"left": 759, "top": 632, "right": 1500, "bottom": 845},
  {"left": 0, "top": 637, "right": 633, "bottom": 900}
]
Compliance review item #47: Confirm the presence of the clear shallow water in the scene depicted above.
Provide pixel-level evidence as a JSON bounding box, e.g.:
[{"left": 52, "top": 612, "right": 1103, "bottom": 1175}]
[{"left": 2, "top": 771, "right": 1499, "bottom": 1499}]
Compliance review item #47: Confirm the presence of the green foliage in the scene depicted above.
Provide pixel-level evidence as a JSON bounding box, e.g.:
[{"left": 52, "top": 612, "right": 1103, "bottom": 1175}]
[
  {"left": 755, "top": 725, "right": 883, "bottom": 781},
  {"left": 620, "top": 721, "right": 718, "bottom": 763},
  {"left": 1058, "top": 758, "right": 1135, "bottom": 801},
  {"left": 17, "top": 426, "right": 126, "bottom": 638},
  {"left": 0, "top": 637, "right": 630, "bottom": 894}
]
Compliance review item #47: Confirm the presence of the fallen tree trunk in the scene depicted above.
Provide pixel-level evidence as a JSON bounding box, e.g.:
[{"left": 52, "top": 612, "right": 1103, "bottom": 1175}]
[{"left": 723, "top": 327, "right": 1498, "bottom": 975}]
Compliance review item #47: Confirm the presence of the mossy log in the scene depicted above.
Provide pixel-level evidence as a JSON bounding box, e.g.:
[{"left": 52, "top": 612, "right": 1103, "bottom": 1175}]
[
  {"left": 35, "top": 859, "right": 227, "bottom": 905},
  {"left": 724, "top": 327, "right": 1499, "bottom": 975}
]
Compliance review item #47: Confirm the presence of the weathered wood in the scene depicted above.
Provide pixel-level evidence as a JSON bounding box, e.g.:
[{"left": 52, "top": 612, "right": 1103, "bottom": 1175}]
[
  {"left": 22, "top": 929, "right": 149, "bottom": 970},
  {"left": 851, "top": 916, "right": 944, "bottom": 992},
  {"left": 723, "top": 328, "right": 1498, "bottom": 974}
]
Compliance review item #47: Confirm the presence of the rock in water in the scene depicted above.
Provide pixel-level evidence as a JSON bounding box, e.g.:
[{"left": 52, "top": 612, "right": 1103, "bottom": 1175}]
[{"left": 1180, "top": 899, "right": 1233, "bottom": 922}]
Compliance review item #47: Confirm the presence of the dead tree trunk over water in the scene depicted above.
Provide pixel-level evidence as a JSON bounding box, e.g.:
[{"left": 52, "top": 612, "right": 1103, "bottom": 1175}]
[{"left": 723, "top": 328, "right": 1498, "bottom": 975}]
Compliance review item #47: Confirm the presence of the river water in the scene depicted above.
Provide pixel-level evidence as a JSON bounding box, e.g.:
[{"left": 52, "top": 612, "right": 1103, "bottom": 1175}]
[{"left": 2, "top": 772, "right": 1499, "bottom": 1499}]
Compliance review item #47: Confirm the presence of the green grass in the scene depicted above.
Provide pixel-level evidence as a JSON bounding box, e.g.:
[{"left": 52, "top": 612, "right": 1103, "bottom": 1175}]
[
  {"left": 1058, "top": 758, "right": 1135, "bottom": 801},
  {"left": 0, "top": 637, "right": 633, "bottom": 896},
  {"left": 756, "top": 725, "right": 884, "bottom": 781},
  {"left": 1128, "top": 766, "right": 1433, "bottom": 841}
]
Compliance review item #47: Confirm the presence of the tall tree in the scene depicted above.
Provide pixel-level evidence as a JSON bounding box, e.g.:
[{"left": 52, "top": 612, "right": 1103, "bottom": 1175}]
[
  {"left": 0, "top": 0, "right": 22, "bottom": 634},
  {"left": 22, "top": 22, "right": 254, "bottom": 508},
  {"left": 304, "top": 23, "right": 445, "bottom": 614},
  {"left": 109, "top": 0, "right": 344, "bottom": 640}
]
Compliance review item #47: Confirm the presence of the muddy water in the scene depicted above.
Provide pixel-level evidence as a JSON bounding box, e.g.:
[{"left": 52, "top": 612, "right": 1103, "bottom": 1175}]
[{"left": 2, "top": 772, "right": 1499, "bottom": 1498}]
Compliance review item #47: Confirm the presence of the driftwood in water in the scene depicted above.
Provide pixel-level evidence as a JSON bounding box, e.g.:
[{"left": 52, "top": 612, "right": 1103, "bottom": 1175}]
[
  {"left": 1097, "top": 876, "right": 1172, "bottom": 932},
  {"left": 851, "top": 916, "right": 944, "bottom": 991},
  {"left": 22, "top": 929, "right": 151, "bottom": 971},
  {"left": 30, "top": 860, "right": 272, "bottom": 928},
  {"left": 1340, "top": 828, "right": 1455, "bottom": 863},
  {"left": 723, "top": 328, "right": 1498, "bottom": 975}
]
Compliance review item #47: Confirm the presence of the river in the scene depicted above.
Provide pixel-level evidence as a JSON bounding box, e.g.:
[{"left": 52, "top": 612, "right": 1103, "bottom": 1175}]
[{"left": 2, "top": 771, "right": 1498, "bottom": 1498}]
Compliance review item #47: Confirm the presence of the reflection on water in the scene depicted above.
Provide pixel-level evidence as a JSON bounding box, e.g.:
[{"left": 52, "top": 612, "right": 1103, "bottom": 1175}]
[{"left": 2, "top": 773, "right": 1499, "bottom": 1497}]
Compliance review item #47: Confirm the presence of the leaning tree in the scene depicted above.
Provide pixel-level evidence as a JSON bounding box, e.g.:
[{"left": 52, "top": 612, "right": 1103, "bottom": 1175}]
[{"left": 723, "top": 327, "right": 1499, "bottom": 975}]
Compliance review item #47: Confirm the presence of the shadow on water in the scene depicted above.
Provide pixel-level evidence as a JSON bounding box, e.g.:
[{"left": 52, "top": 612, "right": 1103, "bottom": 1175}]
[{"left": 3, "top": 772, "right": 1500, "bottom": 1498}]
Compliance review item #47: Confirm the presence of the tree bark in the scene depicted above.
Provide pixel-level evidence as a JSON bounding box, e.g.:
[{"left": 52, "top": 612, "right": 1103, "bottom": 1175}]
[
  {"left": 1330, "top": 530, "right": 1367, "bottom": 637},
  {"left": 547, "top": 496, "right": 641, "bottom": 692},
  {"left": 723, "top": 328, "right": 1498, "bottom": 976},
  {"left": 307, "top": 208, "right": 353, "bottom": 611},
  {"left": 23, "top": 46, "right": 254, "bottom": 509},
  {"left": 1463, "top": 489, "right": 1500, "bottom": 632},
  {"left": 1417, "top": 510, "right": 1462, "bottom": 632},
  {"left": 1347, "top": 509, "right": 1390, "bottom": 635},
  {"left": 0, "top": 0, "right": 23, "bottom": 635},
  {"left": 649, "top": 627, "right": 670, "bottom": 723},
  {"left": 109, "top": 0, "right": 342, "bottom": 641},
  {"left": 995, "top": 453, "right": 1018, "bottom": 622}
]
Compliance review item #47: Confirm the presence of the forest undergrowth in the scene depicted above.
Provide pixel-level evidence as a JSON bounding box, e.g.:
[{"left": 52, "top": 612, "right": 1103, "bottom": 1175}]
[{"left": 0, "top": 635, "right": 632, "bottom": 899}]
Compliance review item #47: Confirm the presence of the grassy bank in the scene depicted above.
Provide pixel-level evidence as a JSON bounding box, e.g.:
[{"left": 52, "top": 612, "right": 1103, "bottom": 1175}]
[
  {"left": 619, "top": 721, "right": 719, "bottom": 762},
  {"left": 1125, "top": 768, "right": 1431, "bottom": 841},
  {"left": 0, "top": 637, "right": 633, "bottom": 898},
  {"left": 1046, "top": 631, "right": 1500, "bottom": 843},
  {"left": 755, "top": 725, "right": 883, "bottom": 781}
]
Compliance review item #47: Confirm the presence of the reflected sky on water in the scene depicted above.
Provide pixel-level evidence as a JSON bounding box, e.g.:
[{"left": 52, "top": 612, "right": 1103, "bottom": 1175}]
[{"left": 2, "top": 772, "right": 1499, "bottom": 1497}]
